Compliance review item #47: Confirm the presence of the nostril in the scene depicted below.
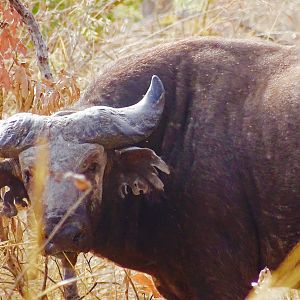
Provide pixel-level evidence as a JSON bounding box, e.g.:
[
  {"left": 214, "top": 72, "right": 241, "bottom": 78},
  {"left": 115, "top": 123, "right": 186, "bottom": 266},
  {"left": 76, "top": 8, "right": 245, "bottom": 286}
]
[
  {"left": 44, "top": 227, "right": 52, "bottom": 241},
  {"left": 44, "top": 222, "right": 88, "bottom": 251},
  {"left": 44, "top": 230, "right": 50, "bottom": 240},
  {"left": 72, "top": 231, "right": 84, "bottom": 244}
]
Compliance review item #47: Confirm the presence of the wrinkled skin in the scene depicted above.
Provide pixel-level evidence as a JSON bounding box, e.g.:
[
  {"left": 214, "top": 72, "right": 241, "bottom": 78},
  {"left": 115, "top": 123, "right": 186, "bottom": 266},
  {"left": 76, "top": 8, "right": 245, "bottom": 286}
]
[{"left": 1, "top": 37, "right": 300, "bottom": 300}]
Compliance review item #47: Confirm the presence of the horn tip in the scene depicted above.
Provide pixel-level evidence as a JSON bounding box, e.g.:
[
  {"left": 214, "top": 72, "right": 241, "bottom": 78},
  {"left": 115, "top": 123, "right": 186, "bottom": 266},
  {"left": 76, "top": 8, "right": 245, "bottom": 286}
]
[{"left": 149, "top": 75, "right": 165, "bottom": 103}]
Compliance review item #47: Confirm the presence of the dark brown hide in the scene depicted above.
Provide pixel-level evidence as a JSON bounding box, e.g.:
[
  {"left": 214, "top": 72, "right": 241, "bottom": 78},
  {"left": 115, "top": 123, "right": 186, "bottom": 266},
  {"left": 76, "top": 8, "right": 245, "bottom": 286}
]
[
  {"left": 76, "top": 38, "right": 300, "bottom": 299},
  {"left": 2, "top": 37, "right": 300, "bottom": 300}
]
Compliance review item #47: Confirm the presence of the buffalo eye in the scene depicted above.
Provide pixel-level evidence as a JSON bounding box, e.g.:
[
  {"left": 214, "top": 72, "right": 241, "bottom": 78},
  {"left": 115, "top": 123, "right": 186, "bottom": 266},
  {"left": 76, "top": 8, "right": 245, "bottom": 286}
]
[
  {"left": 82, "top": 162, "right": 99, "bottom": 174},
  {"left": 87, "top": 163, "right": 98, "bottom": 173},
  {"left": 23, "top": 169, "right": 32, "bottom": 185}
]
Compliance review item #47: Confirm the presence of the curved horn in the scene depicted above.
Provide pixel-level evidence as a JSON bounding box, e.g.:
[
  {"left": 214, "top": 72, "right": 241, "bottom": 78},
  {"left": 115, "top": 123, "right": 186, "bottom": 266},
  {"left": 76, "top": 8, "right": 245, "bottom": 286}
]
[
  {"left": 72, "top": 75, "right": 165, "bottom": 148},
  {"left": 0, "top": 75, "right": 165, "bottom": 156},
  {"left": 0, "top": 113, "right": 49, "bottom": 158}
]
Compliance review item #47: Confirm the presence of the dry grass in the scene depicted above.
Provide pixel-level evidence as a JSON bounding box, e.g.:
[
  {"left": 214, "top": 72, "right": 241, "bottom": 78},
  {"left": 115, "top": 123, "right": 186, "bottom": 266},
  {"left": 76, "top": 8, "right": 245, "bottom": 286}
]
[{"left": 1, "top": 0, "right": 300, "bottom": 299}]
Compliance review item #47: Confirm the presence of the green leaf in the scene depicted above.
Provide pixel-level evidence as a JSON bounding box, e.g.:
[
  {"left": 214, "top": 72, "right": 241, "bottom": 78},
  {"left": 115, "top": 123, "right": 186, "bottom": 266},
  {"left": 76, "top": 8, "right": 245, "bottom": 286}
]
[{"left": 32, "top": 2, "right": 40, "bottom": 15}]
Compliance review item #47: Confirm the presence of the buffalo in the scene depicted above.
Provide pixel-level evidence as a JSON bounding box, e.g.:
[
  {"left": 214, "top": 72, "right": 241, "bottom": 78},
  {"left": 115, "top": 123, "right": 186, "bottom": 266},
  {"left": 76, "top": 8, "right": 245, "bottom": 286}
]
[{"left": 0, "top": 37, "right": 300, "bottom": 300}]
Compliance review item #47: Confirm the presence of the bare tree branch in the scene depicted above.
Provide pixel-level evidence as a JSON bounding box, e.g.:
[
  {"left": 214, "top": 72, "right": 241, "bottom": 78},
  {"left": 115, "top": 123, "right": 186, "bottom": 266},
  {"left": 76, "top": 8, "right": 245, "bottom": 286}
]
[{"left": 8, "top": 0, "right": 53, "bottom": 80}]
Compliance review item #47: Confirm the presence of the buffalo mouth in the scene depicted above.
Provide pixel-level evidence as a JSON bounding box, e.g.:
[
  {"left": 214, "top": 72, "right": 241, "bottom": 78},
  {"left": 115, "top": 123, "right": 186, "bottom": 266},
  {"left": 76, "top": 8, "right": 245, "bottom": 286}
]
[
  {"left": 45, "top": 250, "right": 78, "bottom": 261},
  {"left": 43, "top": 219, "right": 93, "bottom": 257},
  {"left": 43, "top": 241, "right": 91, "bottom": 257}
]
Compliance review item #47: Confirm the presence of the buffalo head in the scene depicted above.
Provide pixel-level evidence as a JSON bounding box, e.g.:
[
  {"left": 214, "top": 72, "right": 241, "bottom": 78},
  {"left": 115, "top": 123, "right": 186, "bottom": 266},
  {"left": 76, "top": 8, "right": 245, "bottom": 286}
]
[{"left": 0, "top": 75, "right": 169, "bottom": 256}]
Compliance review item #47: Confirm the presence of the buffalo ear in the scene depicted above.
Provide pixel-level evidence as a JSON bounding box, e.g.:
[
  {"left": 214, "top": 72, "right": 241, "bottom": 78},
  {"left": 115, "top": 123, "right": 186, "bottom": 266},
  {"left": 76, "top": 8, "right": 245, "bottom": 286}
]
[
  {"left": 112, "top": 147, "right": 170, "bottom": 199},
  {"left": 0, "top": 159, "right": 29, "bottom": 217}
]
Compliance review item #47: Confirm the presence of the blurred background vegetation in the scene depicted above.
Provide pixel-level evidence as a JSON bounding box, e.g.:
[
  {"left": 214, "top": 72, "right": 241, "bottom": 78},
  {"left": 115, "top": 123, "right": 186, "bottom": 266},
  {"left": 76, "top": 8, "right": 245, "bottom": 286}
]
[
  {"left": 1, "top": 0, "right": 300, "bottom": 115},
  {"left": 0, "top": 0, "right": 300, "bottom": 299},
  {"left": 2, "top": 0, "right": 300, "bottom": 115}
]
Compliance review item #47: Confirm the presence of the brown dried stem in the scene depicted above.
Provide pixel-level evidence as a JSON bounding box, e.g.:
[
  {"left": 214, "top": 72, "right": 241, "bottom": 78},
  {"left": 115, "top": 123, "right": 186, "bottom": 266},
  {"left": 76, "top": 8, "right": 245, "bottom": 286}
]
[
  {"left": 0, "top": 216, "right": 8, "bottom": 241},
  {"left": 40, "top": 256, "right": 49, "bottom": 300},
  {"left": 8, "top": 0, "right": 53, "bottom": 80},
  {"left": 0, "top": 89, "right": 3, "bottom": 120}
]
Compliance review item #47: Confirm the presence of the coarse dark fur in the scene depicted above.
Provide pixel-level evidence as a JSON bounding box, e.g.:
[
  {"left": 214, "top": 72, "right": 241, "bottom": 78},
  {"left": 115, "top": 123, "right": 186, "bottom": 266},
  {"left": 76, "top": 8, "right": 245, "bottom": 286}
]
[
  {"left": 3, "top": 37, "right": 300, "bottom": 299},
  {"left": 75, "top": 37, "right": 300, "bottom": 299}
]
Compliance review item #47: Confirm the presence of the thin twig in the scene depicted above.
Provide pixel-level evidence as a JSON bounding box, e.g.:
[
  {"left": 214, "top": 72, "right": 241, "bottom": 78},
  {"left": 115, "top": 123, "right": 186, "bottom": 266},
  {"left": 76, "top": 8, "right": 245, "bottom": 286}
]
[
  {"left": 8, "top": 0, "right": 53, "bottom": 80},
  {"left": 40, "top": 256, "right": 48, "bottom": 300},
  {"left": 266, "top": 0, "right": 287, "bottom": 41},
  {"left": 124, "top": 269, "right": 139, "bottom": 300},
  {"left": 53, "top": 257, "right": 64, "bottom": 281},
  {"left": 78, "top": 282, "right": 98, "bottom": 300},
  {"left": 0, "top": 89, "right": 3, "bottom": 120}
]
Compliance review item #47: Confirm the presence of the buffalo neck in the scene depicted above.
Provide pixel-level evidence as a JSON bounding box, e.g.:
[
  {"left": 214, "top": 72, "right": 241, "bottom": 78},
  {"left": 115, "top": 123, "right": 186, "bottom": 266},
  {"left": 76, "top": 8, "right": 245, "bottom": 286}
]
[{"left": 92, "top": 167, "right": 177, "bottom": 275}]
